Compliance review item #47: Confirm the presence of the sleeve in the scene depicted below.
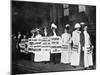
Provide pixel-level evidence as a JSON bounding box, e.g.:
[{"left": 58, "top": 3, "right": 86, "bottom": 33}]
[
  {"left": 88, "top": 33, "right": 92, "bottom": 46},
  {"left": 61, "top": 34, "right": 64, "bottom": 43},
  {"left": 71, "top": 32, "right": 75, "bottom": 43},
  {"left": 68, "top": 34, "right": 72, "bottom": 43}
]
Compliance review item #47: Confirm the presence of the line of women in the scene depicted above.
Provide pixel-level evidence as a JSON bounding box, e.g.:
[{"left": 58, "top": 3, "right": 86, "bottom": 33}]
[
  {"left": 61, "top": 22, "right": 93, "bottom": 69},
  {"left": 19, "top": 22, "right": 94, "bottom": 69}
]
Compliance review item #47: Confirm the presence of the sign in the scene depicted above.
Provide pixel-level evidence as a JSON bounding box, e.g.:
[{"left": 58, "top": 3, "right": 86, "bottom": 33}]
[
  {"left": 50, "top": 36, "right": 62, "bottom": 53},
  {"left": 41, "top": 37, "right": 50, "bottom": 52},
  {"left": 20, "top": 36, "right": 62, "bottom": 53},
  {"left": 62, "top": 45, "right": 69, "bottom": 51},
  {"left": 19, "top": 39, "right": 28, "bottom": 53},
  {"left": 28, "top": 38, "right": 41, "bottom": 53}
]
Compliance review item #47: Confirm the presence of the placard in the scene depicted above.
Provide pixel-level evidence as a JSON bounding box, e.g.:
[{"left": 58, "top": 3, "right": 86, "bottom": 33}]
[
  {"left": 19, "top": 39, "right": 28, "bottom": 53},
  {"left": 50, "top": 36, "right": 62, "bottom": 53},
  {"left": 62, "top": 45, "right": 69, "bottom": 51},
  {"left": 28, "top": 38, "right": 41, "bottom": 53},
  {"left": 41, "top": 37, "right": 50, "bottom": 52}
]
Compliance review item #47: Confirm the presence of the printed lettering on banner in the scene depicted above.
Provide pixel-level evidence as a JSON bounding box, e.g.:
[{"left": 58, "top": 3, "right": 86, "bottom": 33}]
[
  {"left": 50, "top": 36, "right": 62, "bottom": 53},
  {"left": 41, "top": 37, "right": 50, "bottom": 52},
  {"left": 28, "top": 38, "right": 41, "bottom": 52}
]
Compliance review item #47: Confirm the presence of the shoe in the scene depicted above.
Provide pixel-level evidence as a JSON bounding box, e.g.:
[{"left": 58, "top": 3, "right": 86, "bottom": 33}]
[
  {"left": 72, "top": 66, "right": 77, "bottom": 68},
  {"left": 89, "top": 66, "right": 94, "bottom": 69},
  {"left": 84, "top": 67, "right": 90, "bottom": 70}
]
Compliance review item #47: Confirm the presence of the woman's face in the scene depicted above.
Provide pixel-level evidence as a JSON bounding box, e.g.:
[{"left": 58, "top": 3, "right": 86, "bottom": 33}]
[
  {"left": 76, "top": 27, "right": 80, "bottom": 31},
  {"left": 37, "top": 31, "right": 40, "bottom": 34},
  {"left": 84, "top": 26, "right": 88, "bottom": 31},
  {"left": 64, "top": 29, "right": 67, "bottom": 33},
  {"left": 24, "top": 35, "right": 26, "bottom": 38}
]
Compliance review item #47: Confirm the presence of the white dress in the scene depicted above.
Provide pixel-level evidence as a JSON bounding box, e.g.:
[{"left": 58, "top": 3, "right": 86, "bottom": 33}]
[
  {"left": 71, "top": 30, "right": 81, "bottom": 66},
  {"left": 61, "top": 33, "right": 71, "bottom": 64},
  {"left": 83, "top": 31, "right": 93, "bottom": 67}
]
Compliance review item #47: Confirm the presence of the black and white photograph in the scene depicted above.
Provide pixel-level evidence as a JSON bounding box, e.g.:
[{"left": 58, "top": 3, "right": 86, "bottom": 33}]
[{"left": 11, "top": 0, "right": 96, "bottom": 74}]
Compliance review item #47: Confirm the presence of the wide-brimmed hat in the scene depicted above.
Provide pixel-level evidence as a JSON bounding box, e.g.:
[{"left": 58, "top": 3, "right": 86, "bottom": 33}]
[
  {"left": 74, "top": 23, "right": 81, "bottom": 28},
  {"left": 65, "top": 24, "right": 70, "bottom": 28},
  {"left": 80, "top": 22, "right": 85, "bottom": 25},
  {"left": 51, "top": 23, "right": 57, "bottom": 29}
]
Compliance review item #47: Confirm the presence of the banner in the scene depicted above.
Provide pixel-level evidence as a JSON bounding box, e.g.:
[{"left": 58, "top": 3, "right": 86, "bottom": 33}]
[
  {"left": 21, "top": 36, "right": 62, "bottom": 53},
  {"left": 62, "top": 45, "right": 69, "bottom": 51},
  {"left": 19, "top": 39, "right": 28, "bottom": 53},
  {"left": 50, "top": 36, "right": 62, "bottom": 53},
  {"left": 28, "top": 38, "right": 41, "bottom": 53},
  {"left": 41, "top": 37, "right": 50, "bottom": 52}
]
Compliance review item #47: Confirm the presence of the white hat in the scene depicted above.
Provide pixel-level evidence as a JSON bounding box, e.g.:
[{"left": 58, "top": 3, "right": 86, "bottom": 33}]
[
  {"left": 51, "top": 23, "right": 57, "bottom": 29},
  {"left": 36, "top": 28, "right": 40, "bottom": 32},
  {"left": 74, "top": 23, "right": 81, "bottom": 28},
  {"left": 80, "top": 22, "right": 85, "bottom": 25},
  {"left": 65, "top": 24, "right": 70, "bottom": 28}
]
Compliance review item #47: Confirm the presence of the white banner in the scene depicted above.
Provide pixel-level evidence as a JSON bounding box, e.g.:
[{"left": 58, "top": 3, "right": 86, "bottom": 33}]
[
  {"left": 41, "top": 37, "right": 50, "bottom": 52},
  {"left": 28, "top": 38, "right": 41, "bottom": 53},
  {"left": 50, "top": 36, "right": 62, "bottom": 53},
  {"left": 24, "top": 36, "right": 62, "bottom": 53},
  {"left": 19, "top": 39, "right": 28, "bottom": 53}
]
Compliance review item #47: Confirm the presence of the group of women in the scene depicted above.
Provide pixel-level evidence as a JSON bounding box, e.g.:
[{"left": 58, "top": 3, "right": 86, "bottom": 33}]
[
  {"left": 61, "top": 22, "right": 93, "bottom": 69},
  {"left": 18, "top": 22, "right": 94, "bottom": 69}
]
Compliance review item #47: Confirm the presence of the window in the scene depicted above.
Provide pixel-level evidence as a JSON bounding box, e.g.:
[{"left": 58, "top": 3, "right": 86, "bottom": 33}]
[
  {"left": 79, "top": 5, "right": 86, "bottom": 13},
  {"left": 63, "top": 4, "right": 69, "bottom": 16}
]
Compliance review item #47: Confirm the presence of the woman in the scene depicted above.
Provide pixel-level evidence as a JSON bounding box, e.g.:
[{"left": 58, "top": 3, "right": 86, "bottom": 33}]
[
  {"left": 83, "top": 26, "right": 93, "bottom": 69},
  {"left": 71, "top": 23, "right": 81, "bottom": 67},
  {"left": 50, "top": 23, "right": 61, "bottom": 64},
  {"left": 30, "top": 28, "right": 36, "bottom": 38},
  {"left": 61, "top": 24, "right": 71, "bottom": 64}
]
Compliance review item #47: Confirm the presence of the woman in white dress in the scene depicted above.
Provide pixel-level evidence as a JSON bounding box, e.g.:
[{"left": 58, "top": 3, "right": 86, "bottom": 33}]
[
  {"left": 83, "top": 26, "right": 93, "bottom": 69},
  {"left": 71, "top": 23, "right": 81, "bottom": 67},
  {"left": 61, "top": 24, "right": 71, "bottom": 64}
]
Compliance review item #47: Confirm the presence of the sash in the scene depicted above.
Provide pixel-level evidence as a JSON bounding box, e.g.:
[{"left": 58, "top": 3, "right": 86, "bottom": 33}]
[
  {"left": 87, "top": 46, "right": 93, "bottom": 54},
  {"left": 72, "top": 44, "right": 79, "bottom": 52}
]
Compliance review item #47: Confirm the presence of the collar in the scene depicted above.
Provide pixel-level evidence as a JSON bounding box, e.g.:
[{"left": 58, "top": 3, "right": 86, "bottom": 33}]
[{"left": 75, "top": 30, "right": 81, "bottom": 34}]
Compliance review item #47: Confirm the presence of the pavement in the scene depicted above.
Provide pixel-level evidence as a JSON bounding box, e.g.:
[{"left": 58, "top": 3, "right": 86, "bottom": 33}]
[{"left": 12, "top": 57, "right": 96, "bottom": 75}]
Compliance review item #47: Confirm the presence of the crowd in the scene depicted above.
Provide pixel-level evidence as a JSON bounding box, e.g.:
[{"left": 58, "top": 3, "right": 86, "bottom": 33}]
[{"left": 12, "top": 22, "right": 94, "bottom": 70}]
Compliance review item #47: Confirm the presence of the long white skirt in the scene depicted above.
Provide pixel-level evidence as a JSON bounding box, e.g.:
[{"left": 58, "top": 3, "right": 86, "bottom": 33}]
[
  {"left": 61, "top": 45, "right": 71, "bottom": 64},
  {"left": 84, "top": 48, "right": 93, "bottom": 67},
  {"left": 70, "top": 44, "right": 81, "bottom": 66},
  {"left": 71, "top": 52, "right": 80, "bottom": 66}
]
